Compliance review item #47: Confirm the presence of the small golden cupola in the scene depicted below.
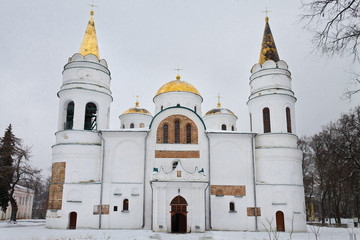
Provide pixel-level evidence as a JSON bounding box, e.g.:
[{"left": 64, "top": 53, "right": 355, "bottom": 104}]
[
  {"left": 204, "top": 94, "right": 236, "bottom": 117},
  {"left": 121, "top": 98, "right": 152, "bottom": 116},
  {"left": 79, "top": 10, "right": 100, "bottom": 59},
  {"left": 259, "top": 16, "right": 280, "bottom": 65},
  {"left": 155, "top": 74, "right": 201, "bottom": 97}
]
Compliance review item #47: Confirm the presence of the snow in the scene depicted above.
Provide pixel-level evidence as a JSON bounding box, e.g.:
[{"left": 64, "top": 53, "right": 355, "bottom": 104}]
[{"left": 0, "top": 220, "right": 358, "bottom": 240}]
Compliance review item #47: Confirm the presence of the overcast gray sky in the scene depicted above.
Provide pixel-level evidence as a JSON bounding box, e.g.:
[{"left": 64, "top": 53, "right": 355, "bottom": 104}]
[{"left": 1, "top": 0, "right": 359, "bottom": 177}]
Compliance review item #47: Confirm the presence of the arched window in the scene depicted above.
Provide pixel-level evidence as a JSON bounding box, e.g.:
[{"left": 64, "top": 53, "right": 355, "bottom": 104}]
[
  {"left": 65, "top": 101, "right": 74, "bottom": 130},
  {"left": 163, "top": 124, "right": 168, "bottom": 143},
  {"left": 130, "top": 123, "right": 134, "bottom": 129},
  {"left": 231, "top": 126, "right": 235, "bottom": 131},
  {"left": 176, "top": 104, "right": 180, "bottom": 107},
  {"left": 230, "top": 202, "right": 235, "bottom": 212},
  {"left": 175, "top": 120, "right": 180, "bottom": 143},
  {"left": 139, "top": 123, "right": 145, "bottom": 128},
  {"left": 221, "top": 124, "right": 227, "bottom": 131},
  {"left": 194, "top": 106, "right": 197, "bottom": 113},
  {"left": 122, "top": 125, "right": 125, "bottom": 129},
  {"left": 263, "top": 107, "right": 271, "bottom": 133},
  {"left": 84, "top": 103, "right": 97, "bottom": 130},
  {"left": 123, "top": 199, "right": 129, "bottom": 211},
  {"left": 172, "top": 160, "right": 178, "bottom": 170},
  {"left": 286, "top": 107, "right": 292, "bottom": 133},
  {"left": 186, "top": 124, "right": 191, "bottom": 143},
  {"left": 161, "top": 106, "right": 163, "bottom": 111}
]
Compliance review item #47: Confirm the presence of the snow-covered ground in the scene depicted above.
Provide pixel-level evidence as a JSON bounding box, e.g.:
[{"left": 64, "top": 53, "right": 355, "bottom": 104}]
[{"left": 0, "top": 220, "right": 358, "bottom": 240}]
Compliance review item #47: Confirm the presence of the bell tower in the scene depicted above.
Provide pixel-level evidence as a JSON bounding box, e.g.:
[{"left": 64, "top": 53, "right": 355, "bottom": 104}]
[
  {"left": 46, "top": 11, "right": 112, "bottom": 229},
  {"left": 247, "top": 17, "right": 306, "bottom": 232}
]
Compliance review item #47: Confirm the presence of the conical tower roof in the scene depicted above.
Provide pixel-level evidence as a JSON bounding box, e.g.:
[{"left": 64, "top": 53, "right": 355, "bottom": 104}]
[
  {"left": 259, "top": 17, "right": 279, "bottom": 65},
  {"left": 79, "top": 11, "right": 100, "bottom": 59}
]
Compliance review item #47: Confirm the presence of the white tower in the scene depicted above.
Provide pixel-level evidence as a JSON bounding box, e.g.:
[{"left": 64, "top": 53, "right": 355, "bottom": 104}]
[
  {"left": 46, "top": 11, "right": 112, "bottom": 229},
  {"left": 247, "top": 17, "right": 306, "bottom": 232}
]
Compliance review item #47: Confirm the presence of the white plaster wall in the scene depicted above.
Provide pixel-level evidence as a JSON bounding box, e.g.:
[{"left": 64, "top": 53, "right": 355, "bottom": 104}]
[
  {"left": 153, "top": 92, "right": 203, "bottom": 116},
  {"left": 119, "top": 113, "right": 152, "bottom": 129},
  {"left": 203, "top": 114, "right": 237, "bottom": 131},
  {"left": 208, "top": 133, "right": 257, "bottom": 231}
]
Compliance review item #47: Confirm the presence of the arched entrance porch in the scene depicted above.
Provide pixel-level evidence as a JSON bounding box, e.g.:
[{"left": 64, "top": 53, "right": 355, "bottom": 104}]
[{"left": 170, "top": 195, "right": 187, "bottom": 233}]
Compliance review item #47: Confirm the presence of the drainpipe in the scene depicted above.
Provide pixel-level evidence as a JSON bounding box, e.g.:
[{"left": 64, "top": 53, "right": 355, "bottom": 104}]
[
  {"left": 251, "top": 133, "right": 258, "bottom": 231},
  {"left": 142, "top": 131, "right": 149, "bottom": 228},
  {"left": 204, "top": 183, "right": 210, "bottom": 230},
  {"left": 150, "top": 182, "right": 153, "bottom": 230},
  {"left": 205, "top": 132, "right": 212, "bottom": 229},
  {"left": 98, "top": 131, "right": 106, "bottom": 229}
]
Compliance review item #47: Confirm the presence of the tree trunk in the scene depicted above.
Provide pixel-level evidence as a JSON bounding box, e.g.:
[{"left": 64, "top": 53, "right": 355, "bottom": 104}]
[{"left": 9, "top": 195, "right": 18, "bottom": 222}]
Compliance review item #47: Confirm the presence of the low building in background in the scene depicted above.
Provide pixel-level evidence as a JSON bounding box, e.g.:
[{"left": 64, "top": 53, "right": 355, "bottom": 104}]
[{"left": 0, "top": 185, "right": 34, "bottom": 220}]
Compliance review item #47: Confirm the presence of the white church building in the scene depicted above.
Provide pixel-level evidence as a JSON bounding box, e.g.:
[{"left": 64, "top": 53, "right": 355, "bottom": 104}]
[{"left": 46, "top": 11, "right": 306, "bottom": 233}]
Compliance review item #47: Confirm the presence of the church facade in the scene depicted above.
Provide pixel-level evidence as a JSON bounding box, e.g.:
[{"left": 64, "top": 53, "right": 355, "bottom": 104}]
[{"left": 45, "top": 12, "right": 306, "bottom": 233}]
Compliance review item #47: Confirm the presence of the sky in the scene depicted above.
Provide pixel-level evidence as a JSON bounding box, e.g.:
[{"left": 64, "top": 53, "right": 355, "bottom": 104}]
[{"left": 1, "top": 0, "right": 359, "bottom": 177}]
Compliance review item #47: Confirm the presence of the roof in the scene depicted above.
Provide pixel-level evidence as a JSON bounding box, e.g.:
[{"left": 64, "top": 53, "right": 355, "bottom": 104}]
[
  {"left": 79, "top": 11, "right": 100, "bottom": 59},
  {"left": 155, "top": 75, "right": 201, "bottom": 97},
  {"left": 259, "top": 17, "right": 280, "bottom": 65}
]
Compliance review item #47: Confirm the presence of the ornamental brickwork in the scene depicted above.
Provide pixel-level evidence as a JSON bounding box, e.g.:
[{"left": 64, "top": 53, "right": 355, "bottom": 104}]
[
  {"left": 48, "top": 162, "right": 66, "bottom": 210},
  {"left": 155, "top": 150, "right": 200, "bottom": 158},
  {"left": 247, "top": 207, "right": 261, "bottom": 216},
  {"left": 156, "top": 115, "right": 198, "bottom": 144},
  {"left": 210, "top": 185, "right": 246, "bottom": 196}
]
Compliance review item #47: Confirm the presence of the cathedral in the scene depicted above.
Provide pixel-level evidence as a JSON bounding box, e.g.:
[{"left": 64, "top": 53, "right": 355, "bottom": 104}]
[{"left": 46, "top": 11, "right": 306, "bottom": 233}]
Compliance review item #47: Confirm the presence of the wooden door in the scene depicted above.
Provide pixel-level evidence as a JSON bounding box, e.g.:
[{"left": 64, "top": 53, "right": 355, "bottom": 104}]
[
  {"left": 69, "top": 212, "right": 77, "bottom": 229},
  {"left": 170, "top": 195, "right": 187, "bottom": 233},
  {"left": 276, "top": 211, "right": 285, "bottom": 231}
]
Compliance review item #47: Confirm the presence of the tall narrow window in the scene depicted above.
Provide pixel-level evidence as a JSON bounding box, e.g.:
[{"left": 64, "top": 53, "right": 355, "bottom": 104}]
[
  {"left": 130, "top": 123, "right": 134, "bottom": 129},
  {"left": 123, "top": 199, "right": 129, "bottom": 211},
  {"left": 163, "top": 124, "right": 168, "bottom": 143},
  {"left": 286, "top": 107, "right": 292, "bottom": 133},
  {"left": 161, "top": 106, "right": 163, "bottom": 111},
  {"left": 263, "top": 107, "right": 271, "bottom": 133},
  {"left": 175, "top": 120, "right": 180, "bottom": 143},
  {"left": 194, "top": 106, "right": 197, "bottom": 113},
  {"left": 65, "top": 101, "right": 74, "bottom": 130},
  {"left": 221, "top": 124, "right": 227, "bottom": 131},
  {"left": 231, "top": 126, "right": 235, "bottom": 131},
  {"left": 230, "top": 202, "right": 235, "bottom": 212},
  {"left": 84, "top": 103, "right": 97, "bottom": 130},
  {"left": 186, "top": 124, "right": 191, "bottom": 143}
]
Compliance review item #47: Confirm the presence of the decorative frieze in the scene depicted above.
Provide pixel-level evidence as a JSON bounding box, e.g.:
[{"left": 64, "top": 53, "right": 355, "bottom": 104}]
[
  {"left": 155, "top": 150, "right": 200, "bottom": 158},
  {"left": 247, "top": 207, "right": 261, "bottom": 216},
  {"left": 210, "top": 185, "right": 246, "bottom": 196}
]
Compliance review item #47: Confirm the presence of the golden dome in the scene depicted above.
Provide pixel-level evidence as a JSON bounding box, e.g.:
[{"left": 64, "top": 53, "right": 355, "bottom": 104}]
[
  {"left": 122, "top": 107, "right": 152, "bottom": 116},
  {"left": 155, "top": 75, "right": 201, "bottom": 97},
  {"left": 205, "top": 108, "right": 236, "bottom": 116}
]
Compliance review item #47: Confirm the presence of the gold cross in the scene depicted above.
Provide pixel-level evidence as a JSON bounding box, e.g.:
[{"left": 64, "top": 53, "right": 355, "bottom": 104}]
[
  {"left": 88, "top": 0, "right": 98, "bottom": 9},
  {"left": 173, "top": 67, "right": 184, "bottom": 74},
  {"left": 135, "top": 95, "right": 140, "bottom": 107},
  {"left": 262, "top": 7, "right": 271, "bottom": 17},
  {"left": 217, "top": 93, "right": 222, "bottom": 108}
]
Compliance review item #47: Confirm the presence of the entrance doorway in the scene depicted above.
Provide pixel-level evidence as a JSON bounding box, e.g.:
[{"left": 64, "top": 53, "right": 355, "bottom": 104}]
[
  {"left": 170, "top": 195, "right": 187, "bottom": 233},
  {"left": 69, "top": 212, "right": 77, "bottom": 229},
  {"left": 276, "top": 211, "right": 285, "bottom": 231}
]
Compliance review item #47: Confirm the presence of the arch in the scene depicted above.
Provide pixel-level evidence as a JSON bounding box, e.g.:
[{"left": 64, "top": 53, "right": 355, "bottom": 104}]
[
  {"left": 163, "top": 124, "right": 168, "bottom": 143},
  {"left": 156, "top": 114, "right": 199, "bottom": 144},
  {"left": 221, "top": 124, "right": 227, "bottom": 131},
  {"left": 170, "top": 195, "right": 187, "bottom": 233},
  {"left": 65, "top": 101, "right": 74, "bottom": 130},
  {"left": 69, "top": 212, "right": 77, "bottom": 229},
  {"left": 174, "top": 120, "right": 180, "bottom": 143},
  {"left": 276, "top": 211, "right": 285, "bottom": 231},
  {"left": 263, "top": 107, "right": 271, "bottom": 133},
  {"left": 84, "top": 102, "right": 97, "bottom": 130},
  {"left": 123, "top": 199, "right": 129, "bottom": 211},
  {"left": 122, "top": 125, "right": 125, "bottom": 129},
  {"left": 130, "top": 123, "right": 134, "bottom": 129},
  {"left": 286, "top": 107, "right": 292, "bottom": 133},
  {"left": 229, "top": 202, "right": 235, "bottom": 212},
  {"left": 231, "top": 125, "right": 235, "bottom": 131},
  {"left": 186, "top": 124, "right": 191, "bottom": 143}
]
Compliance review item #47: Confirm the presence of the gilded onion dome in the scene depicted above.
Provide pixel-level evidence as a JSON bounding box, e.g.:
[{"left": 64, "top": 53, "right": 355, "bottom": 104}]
[
  {"left": 205, "top": 96, "right": 236, "bottom": 116},
  {"left": 121, "top": 100, "right": 152, "bottom": 116},
  {"left": 155, "top": 74, "right": 201, "bottom": 97}
]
